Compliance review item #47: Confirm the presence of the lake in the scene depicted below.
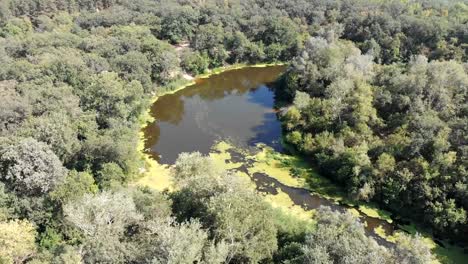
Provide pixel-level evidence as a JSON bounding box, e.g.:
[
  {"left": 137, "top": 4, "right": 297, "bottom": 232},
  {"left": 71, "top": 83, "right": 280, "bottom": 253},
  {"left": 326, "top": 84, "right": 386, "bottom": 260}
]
[{"left": 143, "top": 65, "right": 286, "bottom": 164}]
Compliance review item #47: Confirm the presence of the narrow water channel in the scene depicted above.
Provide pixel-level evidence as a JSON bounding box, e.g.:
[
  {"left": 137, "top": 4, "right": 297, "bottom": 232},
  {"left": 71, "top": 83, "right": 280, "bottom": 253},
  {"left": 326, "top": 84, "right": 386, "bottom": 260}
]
[{"left": 143, "top": 65, "right": 396, "bottom": 245}]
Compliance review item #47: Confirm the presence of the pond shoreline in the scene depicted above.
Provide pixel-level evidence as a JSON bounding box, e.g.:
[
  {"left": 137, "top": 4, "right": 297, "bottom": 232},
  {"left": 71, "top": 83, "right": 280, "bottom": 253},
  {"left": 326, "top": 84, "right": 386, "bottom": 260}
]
[{"left": 136, "top": 63, "right": 286, "bottom": 190}]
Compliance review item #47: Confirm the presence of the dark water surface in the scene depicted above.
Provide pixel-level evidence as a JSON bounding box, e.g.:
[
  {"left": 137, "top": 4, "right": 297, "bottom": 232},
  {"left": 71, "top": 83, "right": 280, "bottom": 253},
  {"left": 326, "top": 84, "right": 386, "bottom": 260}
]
[{"left": 144, "top": 65, "right": 285, "bottom": 164}]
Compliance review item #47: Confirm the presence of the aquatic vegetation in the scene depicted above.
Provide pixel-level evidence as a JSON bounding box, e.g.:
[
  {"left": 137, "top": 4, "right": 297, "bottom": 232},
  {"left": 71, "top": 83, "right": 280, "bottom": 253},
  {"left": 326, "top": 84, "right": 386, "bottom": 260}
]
[{"left": 358, "top": 205, "right": 393, "bottom": 224}]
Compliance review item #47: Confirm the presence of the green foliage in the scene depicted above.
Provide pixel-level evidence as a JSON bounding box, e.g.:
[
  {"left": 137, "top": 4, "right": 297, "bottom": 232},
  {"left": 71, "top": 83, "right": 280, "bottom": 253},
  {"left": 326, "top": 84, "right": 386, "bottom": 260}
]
[
  {"left": 50, "top": 170, "right": 98, "bottom": 204},
  {"left": 280, "top": 36, "right": 468, "bottom": 243},
  {"left": 0, "top": 0, "right": 466, "bottom": 261},
  {"left": 281, "top": 207, "right": 434, "bottom": 264},
  {"left": 96, "top": 162, "right": 126, "bottom": 189},
  {"left": 300, "top": 207, "right": 391, "bottom": 263},
  {"left": 0, "top": 138, "right": 67, "bottom": 196},
  {"left": 171, "top": 153, "right": 278, "bottom": 262},
  {"left": 143, "top": 40, "right": 180, "bottom": 85},
  {"left": 0, "top": 219, "right": 37, "bottom": 263},
  {"left": 19, "top": 112, "right": 81, "bottom": 163},
  {"left": 81, "top": 72, "right": 144, "bottom": 127},
  {"left": 394, "top": 233, "right": 435, "bottom": 264},
  {"left": 0, "top": 17, "right": 33, "bottom": 37},
  {"left": 180, "top": 51, "right": 209, "bottom": 75},
  {"left": 135, "top": 218, "right": 228, "bottom": 264},
  {"left": 64, "top": 191, "right": 142, "bottom": 263},
  {"left": 208, "top": 184, "right": 278, "bottom": 262},
  {"left": 160, "top": 5, "right": 198, "bottom": 44},
  {"left": 0, "top": 80, "right": 30, "bottom": 135},
  {"left": 131, "top": 187, "right": 172, "bottom": 220},
  {"left": 51, "top": 246, "right": 83, "bottom": 264},
  {"left": 228, "top": 31, "right": 265, "bottom": 64}
]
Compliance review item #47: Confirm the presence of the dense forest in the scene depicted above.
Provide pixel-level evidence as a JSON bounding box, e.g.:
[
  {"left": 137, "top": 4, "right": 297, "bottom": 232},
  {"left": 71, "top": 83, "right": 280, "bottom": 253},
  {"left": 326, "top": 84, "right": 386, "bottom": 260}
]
[
  {"left": 278, "top": 8, "right": 468, "bottom": 246},
  {"left": 0, "top": 0, "right": 466, "bottom": 263}
]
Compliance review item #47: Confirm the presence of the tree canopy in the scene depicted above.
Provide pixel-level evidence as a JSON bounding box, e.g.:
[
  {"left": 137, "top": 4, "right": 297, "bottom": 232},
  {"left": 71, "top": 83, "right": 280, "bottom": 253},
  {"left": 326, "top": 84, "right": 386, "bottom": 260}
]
[{"left": 0, "top": 0, "right": 465, "bottom": 262}]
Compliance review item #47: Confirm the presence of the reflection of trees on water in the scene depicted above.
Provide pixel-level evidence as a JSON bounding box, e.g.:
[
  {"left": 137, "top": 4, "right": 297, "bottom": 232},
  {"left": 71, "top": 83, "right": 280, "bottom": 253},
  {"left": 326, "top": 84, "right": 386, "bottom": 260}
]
[
  {"left": 179, "top": 66, "right": 285, "bottom": 102},
  {"left": 148, "top": 66, "right": 285, "bottom": 127},
  {"left": 192, "top": 96, "right": 246, "bottom": 147},
  {"left": 149, "top": 65, "right": 285, "bottom": 127},
  {"left": 142, "top": 120, "right": 161, "bottom": 161},
  {"left": 247, "top": 112, "right": 283, "bottom": 152},
  {"left": 142, "top": 65, "right": 286, "bottom": 162},
  {"left": 150, "top": 93, "right": 185, "bottom": 125},
  {"left": 192, "top": 97, "right": 216, "bottom": 135}
]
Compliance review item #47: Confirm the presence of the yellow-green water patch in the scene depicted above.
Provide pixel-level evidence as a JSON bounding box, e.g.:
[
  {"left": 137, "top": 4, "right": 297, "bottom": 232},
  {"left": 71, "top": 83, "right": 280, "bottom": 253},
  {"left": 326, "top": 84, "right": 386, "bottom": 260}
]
[
  {"left": 136, "top": 161, "right": 172, "bottom": 191},
  {"left": 251, "top": 145, "right": 347, "bottom": 202},
  {"left": 209, "top": 141, "right": 243, "bottom": 171},
  {"left": 136, "top": 131, "right": 172, "bottom": 191},
  {"left": 348, "top": 208, "right": 361, "bottom": 217},
  {"left": 247, "top": 147, "right": 306, "bottom": 188},
  {"left": 374, "top": 225, "right": 397, "bottom": 243},
  {"left": 262, "top": 188, "right": 315, "bottom": 222},
  {"left": 358, "top": 205, "right": 393, "bottom": 224}
]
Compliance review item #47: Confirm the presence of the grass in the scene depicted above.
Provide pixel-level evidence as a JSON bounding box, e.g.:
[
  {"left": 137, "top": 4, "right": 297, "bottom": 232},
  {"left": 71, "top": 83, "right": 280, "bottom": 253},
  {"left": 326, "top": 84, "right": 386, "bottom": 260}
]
[
  {"left": 358, "top": 204, "right": 393, "bottom": 224},
  {"left": 157, "top": 78, "right": 194, "bottom": 96}
]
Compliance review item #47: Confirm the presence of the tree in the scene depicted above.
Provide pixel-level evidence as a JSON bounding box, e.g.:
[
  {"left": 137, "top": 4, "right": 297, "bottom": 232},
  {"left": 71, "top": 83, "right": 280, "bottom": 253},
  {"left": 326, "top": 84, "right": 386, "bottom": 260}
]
[
  {"left": 64, "top": 191, "right": 141, "bottom": 237},
  {"left": 96, "top": 162, "right": 126, "bottom": 189},
  {"left": 135, "top": 218, "right": 228, "bottom": 264},
  {"left": 52, "top": 246, "right": 83, "bottom": 264},
  {"left": 298, "top": 207, "right": 391, "bottom": 263},
  {"left": 80, "top": 124, "right": 141, "bottom": 176},
  {"left": 190, "top": 24, "right": 229, "bottom": 66},
  {"left": 191, "top": 24, "right": 224, "bottom": 52},
  {"left": 111, "top": 51, "right": 152, "bottom": 91},
  {"left": 280, "top": 33, "right": 468, "bottom": 243},
  {"left": 64, "top": 191, "right": 142, "bottom": 263},
  {"left": 261, "top": 16, "right": 303, "bottom": 60},
  {"left": 19, "top": 111, "right": 81, "bottom": 163},
  {"left": 0, "top": 219, "right": 37, "bottom": 263},
  {"left": 170, "top": 152, "right": 228, "bottom": 222},
  {"left": 50, "top": 170, "right": 98, "bottom": 204},
  {"left": 293, "top": 91, "right": 311, "bottom": 110},
  {"left": 160, "top": 5, "right": 198, "bottom": 43},
  {"left": 81, "top": 72, "right": 144, "bottom": 127},
  {"left": 180, "top": 51, "right": 208, "bottom": 75},
  {"left": 0, "top": 80, "right": 30, "bottom": 135},
  {"left": 173, "top": 152, "right": 221, "bottom": 184},
  {"left": 394, "top": 233, "right": 434, "bottom": 264},
  {"left": 131, "top": 187, "right": 172, "bottom": 220},
  {"left": 143, "top": 40, "right": 180, "bottom": 85},
  {"left": 208, "top": 182, "right": 278, "bottom": 263},
  {"left": 428, "top": 199, "right": 467, "bottom": 232},
  {"left": 171, "top": 153, "right": 278, "bottom": 263},
  {"left": 0, "top": 138, "right": 67, "bottom": 196}
]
